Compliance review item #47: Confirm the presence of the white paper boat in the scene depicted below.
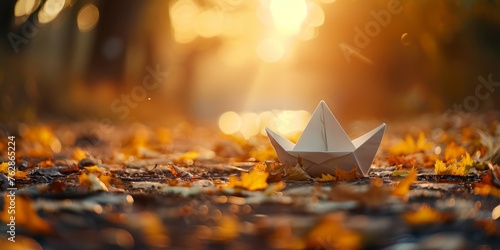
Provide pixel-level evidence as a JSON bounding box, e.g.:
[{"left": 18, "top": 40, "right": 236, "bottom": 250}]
[{"left": 266, "top": 101, "right": 386, "bottom": 177}]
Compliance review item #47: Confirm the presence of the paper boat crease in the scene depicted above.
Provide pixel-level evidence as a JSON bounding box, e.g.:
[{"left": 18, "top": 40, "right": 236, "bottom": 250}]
[{"left": 266, "top": 100, "right": 386, "bottom": 177}]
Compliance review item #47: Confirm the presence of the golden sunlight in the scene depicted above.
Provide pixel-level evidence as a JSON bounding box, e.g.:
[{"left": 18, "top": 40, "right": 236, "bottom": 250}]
[{"left": 269, "top": 0, "right": 308, "bottom": 36}]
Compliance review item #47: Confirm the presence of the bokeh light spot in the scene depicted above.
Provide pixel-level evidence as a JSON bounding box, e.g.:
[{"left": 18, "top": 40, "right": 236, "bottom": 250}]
[
  {"left": 77, "top": 4, "right": 99, "bottom": 32},
  {"left": 219, "top": 111, "right": 241, "bottom": 135}
]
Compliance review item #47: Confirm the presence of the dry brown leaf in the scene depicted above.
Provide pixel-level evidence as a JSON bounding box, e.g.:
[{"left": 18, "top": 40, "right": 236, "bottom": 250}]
[
  {"left": 283, "top": 163, "right": 311, "bottom": 181},
  {"left": 335, "top": 166, "right": 361, "bottom": 181}
]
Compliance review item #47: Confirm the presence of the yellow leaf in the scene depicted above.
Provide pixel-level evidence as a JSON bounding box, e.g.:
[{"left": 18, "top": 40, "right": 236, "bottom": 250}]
[
  {"left": 250, "top": 146, "right": 278, "bottom": 162},
  {"left": 434, "top": 153, "right": 473, "bottom": 176},
  {"left": 392, "top": 167, "right": 417, "bottom": 198},
  {"left": 458, "top": 152, "right": 473, "bottom": 169},
  {"left": 0, "top": 162, "right": 30, "bottom": 179},
  {"left": 72, "top": 148, "right": 88, "bottom": 161},
  {"left": 389, "top": 132, "right": 433, "bottom": 155},
  {"left": 178, "top": 151, "right": 199, "bottom": 162},
  {"left": 227, "top": 168, "right": 269, "bottom": 191},
  {"left": 21, "top": 125, "right": 61, "bottom": 157},
  {"left": 84, "top": 165, "right": 104, "bottom": 176},
  {"left": 264, "top": 181, "right": 286, "bottom": 196},
  {"left": 212, "top": 215, "right": 240, "bottom": 241},
  {"left": 0, "top": 162, "right": 8, "bottom": 173},
  {"left": 315, "top": 174, "right": 336, "bottom": 182},
  {"left": 79, "top": 172, "right": 108, "bottom": 191},
  {"left": 254, "top": 162, "right": 267, "bottom": 172},
  {"left": 416, "top": 132, "right": 433, "bottom": 152},
  {"left": 403, "top": 204, "right": 448, "bottom": 225},
  {"left": 443, "top": 142, "right": 467, "bottom": 162},
  {"left": 0, "top": 195, "right": 52, "bottom": 234}
]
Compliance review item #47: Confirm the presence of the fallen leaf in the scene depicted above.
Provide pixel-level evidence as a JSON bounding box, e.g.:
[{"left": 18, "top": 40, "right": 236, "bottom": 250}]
[
  {"left": 306, "top": 213, "right": 362, "bottom": 250},
  {"left": 434, "top": 153, "right": 473, "bottom": 176},
  {"left": 72, "top": 148, "right": 88, "bottom": 161},
  {"left": 263, "top": 181, "right": 286, "bottom": 196},
  {"left": 84, "top": 165, "right": 104, "bottom": 175},
  {"left": 0, "top": 236, "right": 42, "bottom": 250},
  {"left": 474, "top": 172, "right": 500, "bottom": 199},
  {"left": 133, "top": 212, "right": 170, "bottom": 248},
  {"left": 335, "top": 166, "right": 361, "bottom": 181},
  {"left": 0, "top": 162, "right": 30, "bottom": 179},
  {"left": 392, "top": 167, "right": 417, "bottom": 198},
  {"left": 212, "top": 215, "right": 240, "bottom": 241},
  {"left": 387, "top": 155, "right": 417, "bottom": 169},
  {"left": 168, "top": 164, "right": 192, "bottom": 179},
  {"left": 0, "top": 195, "right": 52, "bottom": 234},
  {"left": 389, "top": 132, "right": 433, "bottom": 155},
  {"left": 283, "top": 163, "right": 311, "bottom": 181},
  {"left": 315, "top": 174, "right": 336, "bottom": 182},
  {"left": 79, "top": 172, "right": 108, "bottom": 191},
  {"left": 253, "top": 162, "right": 283, "bottom": 183},
  {"left": 329, "top": 178, "right": 391, "bottom": 207},
  {"left": 250, "top": 145, "right": 278, "bottom": 162},
  {"left": 402, "top": 204, "right": 450, "bottom": 225},
  {"left": 177, "top": 151, "right": 199, "bottom": 164},
  {"left": 475, "top": 219, "right": 497, "bottom": 236},
  {"left": 38, "top": 160, "right": 55, "bottom": 168},
  {"left": 227, "top": 168, "right": 269, "bottom": 191},
  {"left": 444, "top": 141, "right": 467, "bottom": 162}
]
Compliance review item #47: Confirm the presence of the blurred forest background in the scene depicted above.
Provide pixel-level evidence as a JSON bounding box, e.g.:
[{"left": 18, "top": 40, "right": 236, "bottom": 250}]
[{"left": 0, "top": 0, "right": 499, "bottom": 124}]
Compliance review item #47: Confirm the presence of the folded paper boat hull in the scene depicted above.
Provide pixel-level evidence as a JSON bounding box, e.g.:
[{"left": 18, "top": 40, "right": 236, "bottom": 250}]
[{"left": 265, "top": 101, "right": 386, "bottom": 177}]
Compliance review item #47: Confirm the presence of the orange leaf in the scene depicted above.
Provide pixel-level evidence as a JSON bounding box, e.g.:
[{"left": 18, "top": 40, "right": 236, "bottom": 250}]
[
  {"left": 474, "top": 172, "right": 500, "bottom": 198},
  {"left": 227, "top": 168, "right": 269, "bottom": 191},
  {"left": 72, "top": 148, "right": 88, "bottom": 161},
  {"left": 0, "top": 195, "right": 52, "bottom": 235},
  {"left": 335, "top": 166, "right": 361, "bottom": 181},
  {"left": 0, "top": 162, "right": 30, "bottom": 179},
  {"left": 38, "top": 160, "right": 55, "bottom": 168},
  {"left": 306, "top": 213, "right": 362, "bottom": 250},
  {"left": 402, "top": 204, "right": 449, "bottom": 225},
  {"left": 392, "top": 167, "right": 417, "bottom": 198},
  {"left": 212, "top": 215, "right": 240, "bottom": 241}
]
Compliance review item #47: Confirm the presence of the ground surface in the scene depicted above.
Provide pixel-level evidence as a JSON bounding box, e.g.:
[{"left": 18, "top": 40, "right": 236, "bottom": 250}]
[{"left": 0, "top": 112, "right": 500, "bottom": 250}]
